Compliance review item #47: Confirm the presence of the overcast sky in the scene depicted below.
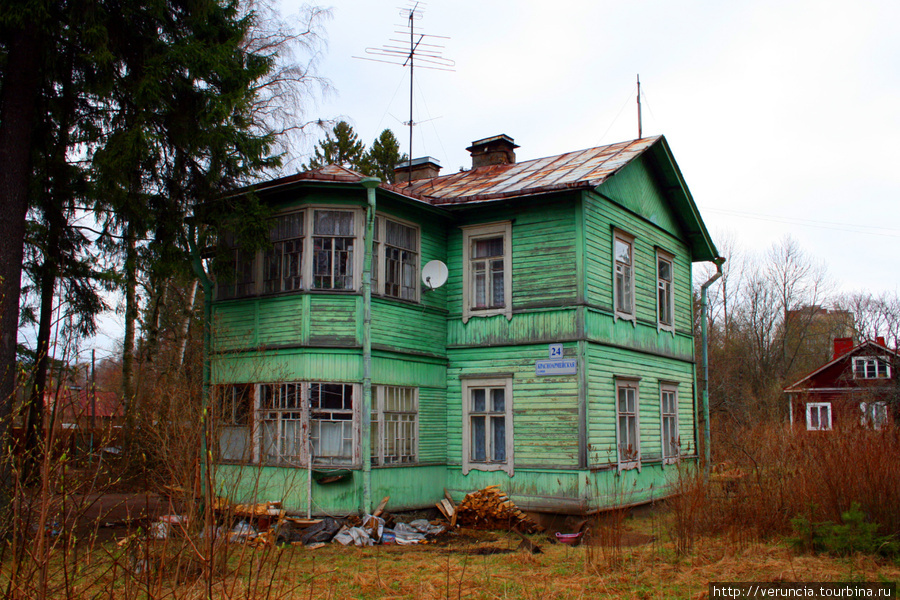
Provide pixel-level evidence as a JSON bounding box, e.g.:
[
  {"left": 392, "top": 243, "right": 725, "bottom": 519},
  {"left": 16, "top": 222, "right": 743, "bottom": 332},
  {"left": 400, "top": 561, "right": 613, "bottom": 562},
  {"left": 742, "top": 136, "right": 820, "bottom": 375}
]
[
  {"left": 78, "top": 0, "right": 900, "bottom": 359},
  {"left": 282, "top": 0, "right": 900, "bottom": 294}
]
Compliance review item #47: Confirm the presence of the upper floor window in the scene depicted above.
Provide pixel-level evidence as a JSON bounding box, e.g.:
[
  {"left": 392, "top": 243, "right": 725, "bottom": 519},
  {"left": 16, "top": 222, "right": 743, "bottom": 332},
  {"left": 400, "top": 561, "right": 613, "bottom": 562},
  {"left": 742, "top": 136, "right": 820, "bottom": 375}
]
[
  {"left": 853, "top": 356, "right": 891, "bottom": 379},
  {"left": 265, "top": 212, "right": 304, "bottom": 293},
  {"left": 462, "top": 222, "right": 512, "bottom": 323},
  {"left": 462, "top": 376, "right": 514, "bottom": 476},
  {"left": 313, "top": 210, "right": 355, "bottom": 290},
  {"left": 657, "top": 251, "right": 674, "bottom": 331},
  {"left": 218, "top": 231, "right": 256, "bottom": 300},
  {"left": 614, "top": 231, "right": 635, "bottom": 320},
  {"left": 382, "top": 218, "right": 418, "bottom": 301}
]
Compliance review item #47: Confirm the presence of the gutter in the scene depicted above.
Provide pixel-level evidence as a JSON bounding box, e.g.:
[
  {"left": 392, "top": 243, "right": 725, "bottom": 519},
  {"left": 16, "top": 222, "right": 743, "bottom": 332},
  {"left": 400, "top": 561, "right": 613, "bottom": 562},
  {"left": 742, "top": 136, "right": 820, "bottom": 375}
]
[
  {"left": 359, "top": 177, "right": 381, "bottom": 514},
  {"left": 699, "top": 256, "right": 725, "bottom": 481}
]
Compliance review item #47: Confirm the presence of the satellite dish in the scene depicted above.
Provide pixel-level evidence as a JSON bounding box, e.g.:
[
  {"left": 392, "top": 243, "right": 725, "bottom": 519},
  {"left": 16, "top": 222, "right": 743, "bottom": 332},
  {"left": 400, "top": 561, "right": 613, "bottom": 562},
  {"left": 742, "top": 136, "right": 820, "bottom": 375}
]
[{"left": 421, "top": 260, "right": 448, "bottom": 290}]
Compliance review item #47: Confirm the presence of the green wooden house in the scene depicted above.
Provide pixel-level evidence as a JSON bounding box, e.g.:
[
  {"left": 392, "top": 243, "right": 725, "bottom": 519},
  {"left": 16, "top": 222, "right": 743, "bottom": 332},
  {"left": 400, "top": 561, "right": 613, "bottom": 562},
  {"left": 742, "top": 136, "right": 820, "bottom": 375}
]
[{"left": 210, "top": 134, "right": 720, "bottom": 516}]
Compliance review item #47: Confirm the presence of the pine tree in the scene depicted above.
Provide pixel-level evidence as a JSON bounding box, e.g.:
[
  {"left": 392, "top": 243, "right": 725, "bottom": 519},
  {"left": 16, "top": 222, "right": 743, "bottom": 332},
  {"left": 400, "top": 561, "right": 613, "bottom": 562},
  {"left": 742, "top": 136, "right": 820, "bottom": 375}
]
[
  {"left": 361, "top": 129, "right": 408, "bottom": 183},
  {"left": 303, "top": 121, "right": 366, "bottom": 170}
]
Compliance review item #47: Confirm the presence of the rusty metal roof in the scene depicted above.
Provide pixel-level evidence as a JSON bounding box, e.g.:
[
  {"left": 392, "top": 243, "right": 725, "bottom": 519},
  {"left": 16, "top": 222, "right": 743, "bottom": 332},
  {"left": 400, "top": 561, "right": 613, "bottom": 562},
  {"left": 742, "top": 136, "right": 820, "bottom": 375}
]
[{"left": 401, "top": 136, "right": 661, "bottom": 204}]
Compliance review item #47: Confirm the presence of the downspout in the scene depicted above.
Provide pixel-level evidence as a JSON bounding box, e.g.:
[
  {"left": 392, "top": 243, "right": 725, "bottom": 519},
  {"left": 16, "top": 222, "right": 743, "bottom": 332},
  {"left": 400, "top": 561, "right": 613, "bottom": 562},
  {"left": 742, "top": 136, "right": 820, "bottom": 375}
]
[
  {"left": 700, "top": 257, "right": 725, "bottom": 481},
  {"left": 360, "top": 177, "right": 380, "bottom": 514}
]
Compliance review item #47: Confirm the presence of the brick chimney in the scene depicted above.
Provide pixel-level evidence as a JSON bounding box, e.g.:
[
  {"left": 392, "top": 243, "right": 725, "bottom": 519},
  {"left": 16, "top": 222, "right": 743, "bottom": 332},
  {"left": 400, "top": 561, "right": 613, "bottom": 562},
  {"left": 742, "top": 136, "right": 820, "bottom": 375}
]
[
  {"left": 394, "top": 157, "right": 442, "bottom": 184},
  {"left": 467, "top": 134, "right": 519, "bottom": 169},
  {"left": 833, "top": 337, "right": 854, "bottom": 360},
  {"left": 876, "top": 336, "right": 886, "bottom": 347}
]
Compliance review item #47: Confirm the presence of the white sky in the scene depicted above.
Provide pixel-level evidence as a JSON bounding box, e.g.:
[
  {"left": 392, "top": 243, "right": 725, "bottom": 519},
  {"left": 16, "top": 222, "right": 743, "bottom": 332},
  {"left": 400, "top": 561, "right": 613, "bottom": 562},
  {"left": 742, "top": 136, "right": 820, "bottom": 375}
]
[
  {"left": 73, "top": 0, "right": 900, "bottom": 358},
  {"left": 283, "top": 0, "right": 900, "bottom": 295}
]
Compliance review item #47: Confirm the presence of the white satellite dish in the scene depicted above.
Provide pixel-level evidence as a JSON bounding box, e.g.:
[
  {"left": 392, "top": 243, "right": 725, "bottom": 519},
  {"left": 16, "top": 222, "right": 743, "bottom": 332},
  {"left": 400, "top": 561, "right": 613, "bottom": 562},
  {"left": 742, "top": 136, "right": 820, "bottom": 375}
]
[{"left": 421, "top": 260, "right": 448, "bottom": 290}]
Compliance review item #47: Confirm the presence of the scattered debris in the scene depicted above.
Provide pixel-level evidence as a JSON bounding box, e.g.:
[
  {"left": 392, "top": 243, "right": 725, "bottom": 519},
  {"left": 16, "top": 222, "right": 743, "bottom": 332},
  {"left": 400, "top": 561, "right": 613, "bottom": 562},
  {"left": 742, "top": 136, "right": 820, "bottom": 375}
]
[
  {"left": 453, "top": 486, "right": 541, "bottom": 534},
  {"left": 554, "top": 532, "right": 582, "bottom": 546},
  {"left": 512, "top": 529, "right": 543, "bottom": 554}
]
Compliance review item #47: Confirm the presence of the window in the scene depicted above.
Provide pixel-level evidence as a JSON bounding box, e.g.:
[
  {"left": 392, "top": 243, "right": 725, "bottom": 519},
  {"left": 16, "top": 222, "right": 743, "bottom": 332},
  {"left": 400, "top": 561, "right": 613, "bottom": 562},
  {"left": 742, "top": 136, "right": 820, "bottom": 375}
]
[
  {"left": 860, "top": 401, "right": 888, "bottom": 430},
  {"left": 383, "top": 219, "right": 418, "bottom": 300},
  {"left": 660, "top": 386, "right": 679, "bottom": 464},
  {"left": 616, "top": 379, "right": 640, "bottom": 469},
  {"left": 264, "top": 211, "right": 304, "bottom": 293},
  {"left": 614, "top": 232, "right": 634, "bottom": 319},
  {"left": 806, "top": 402, "right": 832, "bottom": 431},
  {"left": 371, "top": 386, "right": 418, "bottom": 465},
  {"left": 853, "top": 356, "right": 891, "bottom": 379},
  {"left": 216, "top": 231, "right": 256, "bottom": 299},
  {"left": 257, "top": 382, "right": 358, "bottom": 467},
  {"left": 313, "top": 210, "right": 355, "bottom": 290},
  {"left": 462, "top": 222, "right": 512, "bottom": 323},
  {"left": 214, "top": 384, "right": 253, "bottom": 462},
  {"left": 657, "top": 251, "right": 674, "bottom": 330},
  {"left": 462, "top": 377, "right": 514, "bottom": 475}
]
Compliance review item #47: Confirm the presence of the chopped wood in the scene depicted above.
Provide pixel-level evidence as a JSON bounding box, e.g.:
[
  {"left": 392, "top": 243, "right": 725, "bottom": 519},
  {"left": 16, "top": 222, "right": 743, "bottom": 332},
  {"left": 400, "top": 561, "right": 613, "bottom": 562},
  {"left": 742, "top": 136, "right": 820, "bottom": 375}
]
[
  {"left": 443, "top": 488, "right": 455, "bottom": 506},
  {"left": 283, "top": 517, "right": 322, "bottom": 528},
  {"left": 373, "top": 496, "right": 390, "bottom": 517},
  {"left": 451, "top": 486, "right": 541, "bottom": 534},
  {"left": 511, "top": 529, "right": 543, "bottom": 554},
  {"left": 435, "top": 501, "right": 451, "bottom": 520}
]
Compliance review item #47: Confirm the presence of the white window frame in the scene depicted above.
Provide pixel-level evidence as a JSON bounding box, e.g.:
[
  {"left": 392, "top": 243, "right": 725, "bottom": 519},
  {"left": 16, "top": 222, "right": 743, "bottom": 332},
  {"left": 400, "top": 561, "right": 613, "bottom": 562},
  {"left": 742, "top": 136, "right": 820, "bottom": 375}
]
[
  {"left": 461, "top": 376, "right": 514, "bottom": 476},
  {"left": 373, "top": 214, "right": 420, "bottom": 302},
  {"left": 852, "top": 356, "right": 891, "bottom": 379},
  {"left": 615, "top": 378, "right": 640, "bottom": 471},
  {"left": 860, "top": 401, "right": 888, "bottom": 430},
  {"left": 461, "top": 222, "right": 512, "bottom": 323},
  {"left": 656, "top": 250, "right": 675, "bottom": 332},
  {"left": 659, "top": 384, "right": 679, "bottom": 465},
  {"left": 806, "top": 402, "right": 832, "bottom": 431},
  {"left": 613, "top": 230, "right": 635, "bottom": 322},
  {"left": 311, "top": 208, "right": 359, "bottom": 291},
  {"left": 371, "top": 385, "right": 418, "bottom": 465},
  {"left": 255, "top": 381, "right": 360, "bottom": 468}
]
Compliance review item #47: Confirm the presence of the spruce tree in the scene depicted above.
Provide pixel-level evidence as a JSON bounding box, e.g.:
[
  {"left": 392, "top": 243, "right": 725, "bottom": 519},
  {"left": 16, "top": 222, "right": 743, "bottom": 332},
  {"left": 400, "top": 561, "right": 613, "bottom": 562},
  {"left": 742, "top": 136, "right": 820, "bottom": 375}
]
[{"left": 303, "top": 121, "right": 366, "bottom": 170}]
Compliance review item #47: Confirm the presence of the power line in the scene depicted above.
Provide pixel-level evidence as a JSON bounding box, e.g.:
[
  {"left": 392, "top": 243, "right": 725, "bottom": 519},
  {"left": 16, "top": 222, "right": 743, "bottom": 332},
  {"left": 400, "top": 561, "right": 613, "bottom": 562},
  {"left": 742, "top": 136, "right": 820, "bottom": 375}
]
[{"left": 702, "top": 207, "right": 900, "bottom": 238}]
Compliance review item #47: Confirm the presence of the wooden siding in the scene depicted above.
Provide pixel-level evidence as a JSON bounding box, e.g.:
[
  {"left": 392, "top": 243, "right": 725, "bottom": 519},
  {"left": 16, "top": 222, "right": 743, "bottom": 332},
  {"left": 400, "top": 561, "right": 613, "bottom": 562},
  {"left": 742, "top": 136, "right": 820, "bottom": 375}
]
[
  {"left": 447, "top": 344, "right": 580, "bottom": 469},
  {"left": 585, "top": 342, "right": 696, "bottom": 468},
  {"left": 596, "top": 157, "right": 680, "bottom": 235},
  {"left": 372, "top": 299, "right": 446, "bottom": 356}
]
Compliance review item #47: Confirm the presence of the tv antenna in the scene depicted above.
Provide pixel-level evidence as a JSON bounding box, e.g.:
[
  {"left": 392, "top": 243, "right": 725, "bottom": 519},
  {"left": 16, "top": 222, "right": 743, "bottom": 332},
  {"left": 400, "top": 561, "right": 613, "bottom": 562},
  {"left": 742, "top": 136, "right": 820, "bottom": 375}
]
[
  {"left": 354, "top": 2, "right": 454, "bottom": 183},
  {"left": 636, "top": 74, "right": 642, "bottom": 140}
]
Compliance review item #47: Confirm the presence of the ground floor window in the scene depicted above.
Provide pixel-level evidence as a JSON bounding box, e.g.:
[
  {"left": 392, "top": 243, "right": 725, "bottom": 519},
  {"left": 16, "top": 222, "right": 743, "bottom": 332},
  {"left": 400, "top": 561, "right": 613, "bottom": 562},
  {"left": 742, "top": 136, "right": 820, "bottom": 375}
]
[
  {"left": 213, "top": 384, "right": 253, "bottom": 462},
  {"left": 462, "top": 377, "right": 514, "bottom": 476},
  {"left": 806, "top": 402, "right": 832, "bottom": 431},
  {"left": 616, "top": 378, "right": 640, "bottom": 470},
  {"left": 660, "top": 385, "right": 679, "bottom": 464},
  {"left": 860, "top": 401, "right": 888, "bottom": 430},
  {"left": 371, "top": 386, "right": 418, "bottom": 465}
]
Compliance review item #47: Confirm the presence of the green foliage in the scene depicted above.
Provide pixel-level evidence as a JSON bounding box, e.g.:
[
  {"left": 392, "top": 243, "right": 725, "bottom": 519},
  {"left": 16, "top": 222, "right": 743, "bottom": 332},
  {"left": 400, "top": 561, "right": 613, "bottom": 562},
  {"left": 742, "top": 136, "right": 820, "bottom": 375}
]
[
  {"left": 361, "top": 129, "right": 408, "bottom": 183},
  {"left": 303, "top": 121, "right": 365, "bottom": 171},
  {"left": 789, "top": 502, "right": 897, "bottom": 556}
]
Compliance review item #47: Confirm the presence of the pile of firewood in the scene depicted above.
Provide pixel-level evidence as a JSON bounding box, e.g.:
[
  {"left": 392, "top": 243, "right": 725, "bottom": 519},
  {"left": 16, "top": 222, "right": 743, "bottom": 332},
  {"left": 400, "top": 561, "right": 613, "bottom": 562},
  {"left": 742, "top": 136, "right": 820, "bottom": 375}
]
[{"left": 450, "top": 485, "right": 540, "bottom": 533}]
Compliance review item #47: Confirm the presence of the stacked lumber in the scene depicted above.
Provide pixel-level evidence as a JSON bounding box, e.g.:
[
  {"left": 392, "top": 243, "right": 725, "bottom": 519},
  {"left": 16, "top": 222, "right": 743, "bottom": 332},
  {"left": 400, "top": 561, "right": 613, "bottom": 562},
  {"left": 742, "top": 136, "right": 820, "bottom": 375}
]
[{"left": 452, "top": 485, "right": 540, "bottom": 534}]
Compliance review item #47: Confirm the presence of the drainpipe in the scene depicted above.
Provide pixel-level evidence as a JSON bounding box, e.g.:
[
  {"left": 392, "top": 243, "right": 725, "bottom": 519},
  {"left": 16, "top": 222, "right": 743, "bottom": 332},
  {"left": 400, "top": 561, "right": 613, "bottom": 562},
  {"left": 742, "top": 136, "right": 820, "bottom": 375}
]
[
  {"left": 360, "top": 177, "right": 380, "bottom": 514},
  {"left": 700, "top": 257, "right": 725, "bottom": 481}
]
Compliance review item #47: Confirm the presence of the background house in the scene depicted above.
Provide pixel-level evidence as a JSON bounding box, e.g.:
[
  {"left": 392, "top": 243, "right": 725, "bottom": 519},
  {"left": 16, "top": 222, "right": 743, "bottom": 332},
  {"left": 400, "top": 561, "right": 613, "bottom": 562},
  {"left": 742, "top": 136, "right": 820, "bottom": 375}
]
[
  {"left": 209, "top": 134, "right": 720, "bottom": 515},
  {"left": 785, "top": 337, "right": 898, "bottom": 430}
]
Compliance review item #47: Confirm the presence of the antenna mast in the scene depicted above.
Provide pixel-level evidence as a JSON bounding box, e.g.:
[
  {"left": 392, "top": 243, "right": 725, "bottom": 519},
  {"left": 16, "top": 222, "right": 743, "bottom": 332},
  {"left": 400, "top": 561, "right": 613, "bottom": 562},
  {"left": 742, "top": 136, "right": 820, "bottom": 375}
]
[
  {"left": 354, "top": 2, "right": 454, "bottom": 182},
  {"left": 636, "top": 74, "right": 642, "bottom": 140}
]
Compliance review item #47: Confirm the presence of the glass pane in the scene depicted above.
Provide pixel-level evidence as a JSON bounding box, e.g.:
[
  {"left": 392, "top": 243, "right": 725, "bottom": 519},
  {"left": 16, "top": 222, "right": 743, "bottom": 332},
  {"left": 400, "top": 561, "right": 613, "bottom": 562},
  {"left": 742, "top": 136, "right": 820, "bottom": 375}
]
[
  {"left": 810, "top": 408, "right": 819, "bottom": 429},
  {"left": 473, "top": 237, "right": 503, "bottom": 259},
  {"left": 491, "top": 416, "right": 506, "bottom": 461},
  {"left": 473, "top": 268, "right": 486, "bottom": 308},
  {"left": 491, "top": 388, "right": 505, "bottom": 412},
  {"left": 491, "top": 260, "right": 504, "bottom": 307},
  {"left": 615, "top": 239, "right": 631, "bottom": 264},
  {"left": 314, "top": 210, "right": 353, "bottom": 236},
  {"left": 219, "top": 428, "right": 249, "bottom": 462},
  {"left": 658, "top": 258, "right": 671, "bottom": 281},
  {"left": 471, "top": 389, "right": 486, "bottom": 412},
  {"left": 471, "top": 416, "right": 486, "bottom": 461}
]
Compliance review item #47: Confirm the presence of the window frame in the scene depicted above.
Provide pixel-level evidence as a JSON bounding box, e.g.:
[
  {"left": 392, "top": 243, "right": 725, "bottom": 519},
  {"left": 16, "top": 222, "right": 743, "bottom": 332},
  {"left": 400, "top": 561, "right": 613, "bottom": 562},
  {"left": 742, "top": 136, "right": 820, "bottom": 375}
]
[
  {"left": 263, "top": 210, "right": 305, "bottom": 294},
  {"left": 213, "top": 384, "right": 255, "bottom": 463},
  {"left": 852, "top": 356, "right": 891, "bottom": 379},
  {"left": 656, "top": 249, "right": 675, "bottom": 332},
  {"left": 461, "top": 376, "right": 514, "bottom": 476},
  {"left": 461, "top": 221, "right": 512, "bottom": 323},
  {"left": 613, "top": 230, "right": 635, "bottom": 322},
  {"left": 806, "top": 402, "right": 832, "bottom": 431},
  {"left": 255, "top": 381, "right": 361, "bottom": 468},
  {"left": 311, "top": 208, "right": 358, "bottom": 291},
  {"left": 860, "top": 401, "right": 889, "bottom": 430},
  {"left": 615, "top": 377, "right": 641, "bottom": 471},
  {"left": 659, "top": 384, "right": 679, "bottom": 465},
  {"left": 373, "top": 214, "right": 420, "bottom": 302},
  {"left": 371, "top": 385, "right": 419, "bottom": 466}
]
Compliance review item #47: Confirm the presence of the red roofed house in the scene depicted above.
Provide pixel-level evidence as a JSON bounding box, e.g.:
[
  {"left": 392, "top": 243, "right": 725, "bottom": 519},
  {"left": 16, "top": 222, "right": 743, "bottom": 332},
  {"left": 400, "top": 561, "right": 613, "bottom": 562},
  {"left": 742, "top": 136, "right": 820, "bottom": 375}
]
[{"left": 784, "top": 337, "right": 898, "bottom": 431}]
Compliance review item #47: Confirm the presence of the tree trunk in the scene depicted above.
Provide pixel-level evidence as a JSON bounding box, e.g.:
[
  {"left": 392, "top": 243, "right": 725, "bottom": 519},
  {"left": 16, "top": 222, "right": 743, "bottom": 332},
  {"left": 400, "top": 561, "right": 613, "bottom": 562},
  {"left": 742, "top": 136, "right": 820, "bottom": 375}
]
[
  {"left": 122, "top": 221, "right": 138, "bottom": 442},
  {"left": 178, "top": 279, "right": 199, "bottom": 367},
  {"left": 0, "top": 21, "right": 43, "bottom": 464}
]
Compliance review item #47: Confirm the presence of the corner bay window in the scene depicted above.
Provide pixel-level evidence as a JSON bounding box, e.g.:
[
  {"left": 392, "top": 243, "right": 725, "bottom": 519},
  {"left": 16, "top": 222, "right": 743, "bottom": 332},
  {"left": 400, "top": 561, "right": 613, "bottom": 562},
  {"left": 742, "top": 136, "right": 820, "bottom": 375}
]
[
  {"left": 462, "top": 377, "right": 514, "bottom": 476},
  {"left": 265, "top": 212, "right": 303, "bottom": 293},
  {"left": 313, "top": 210, "right": 355, "bottom": 290},
  {"left": 214, "top": 384, "right": 253, "bottom": 462}
]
